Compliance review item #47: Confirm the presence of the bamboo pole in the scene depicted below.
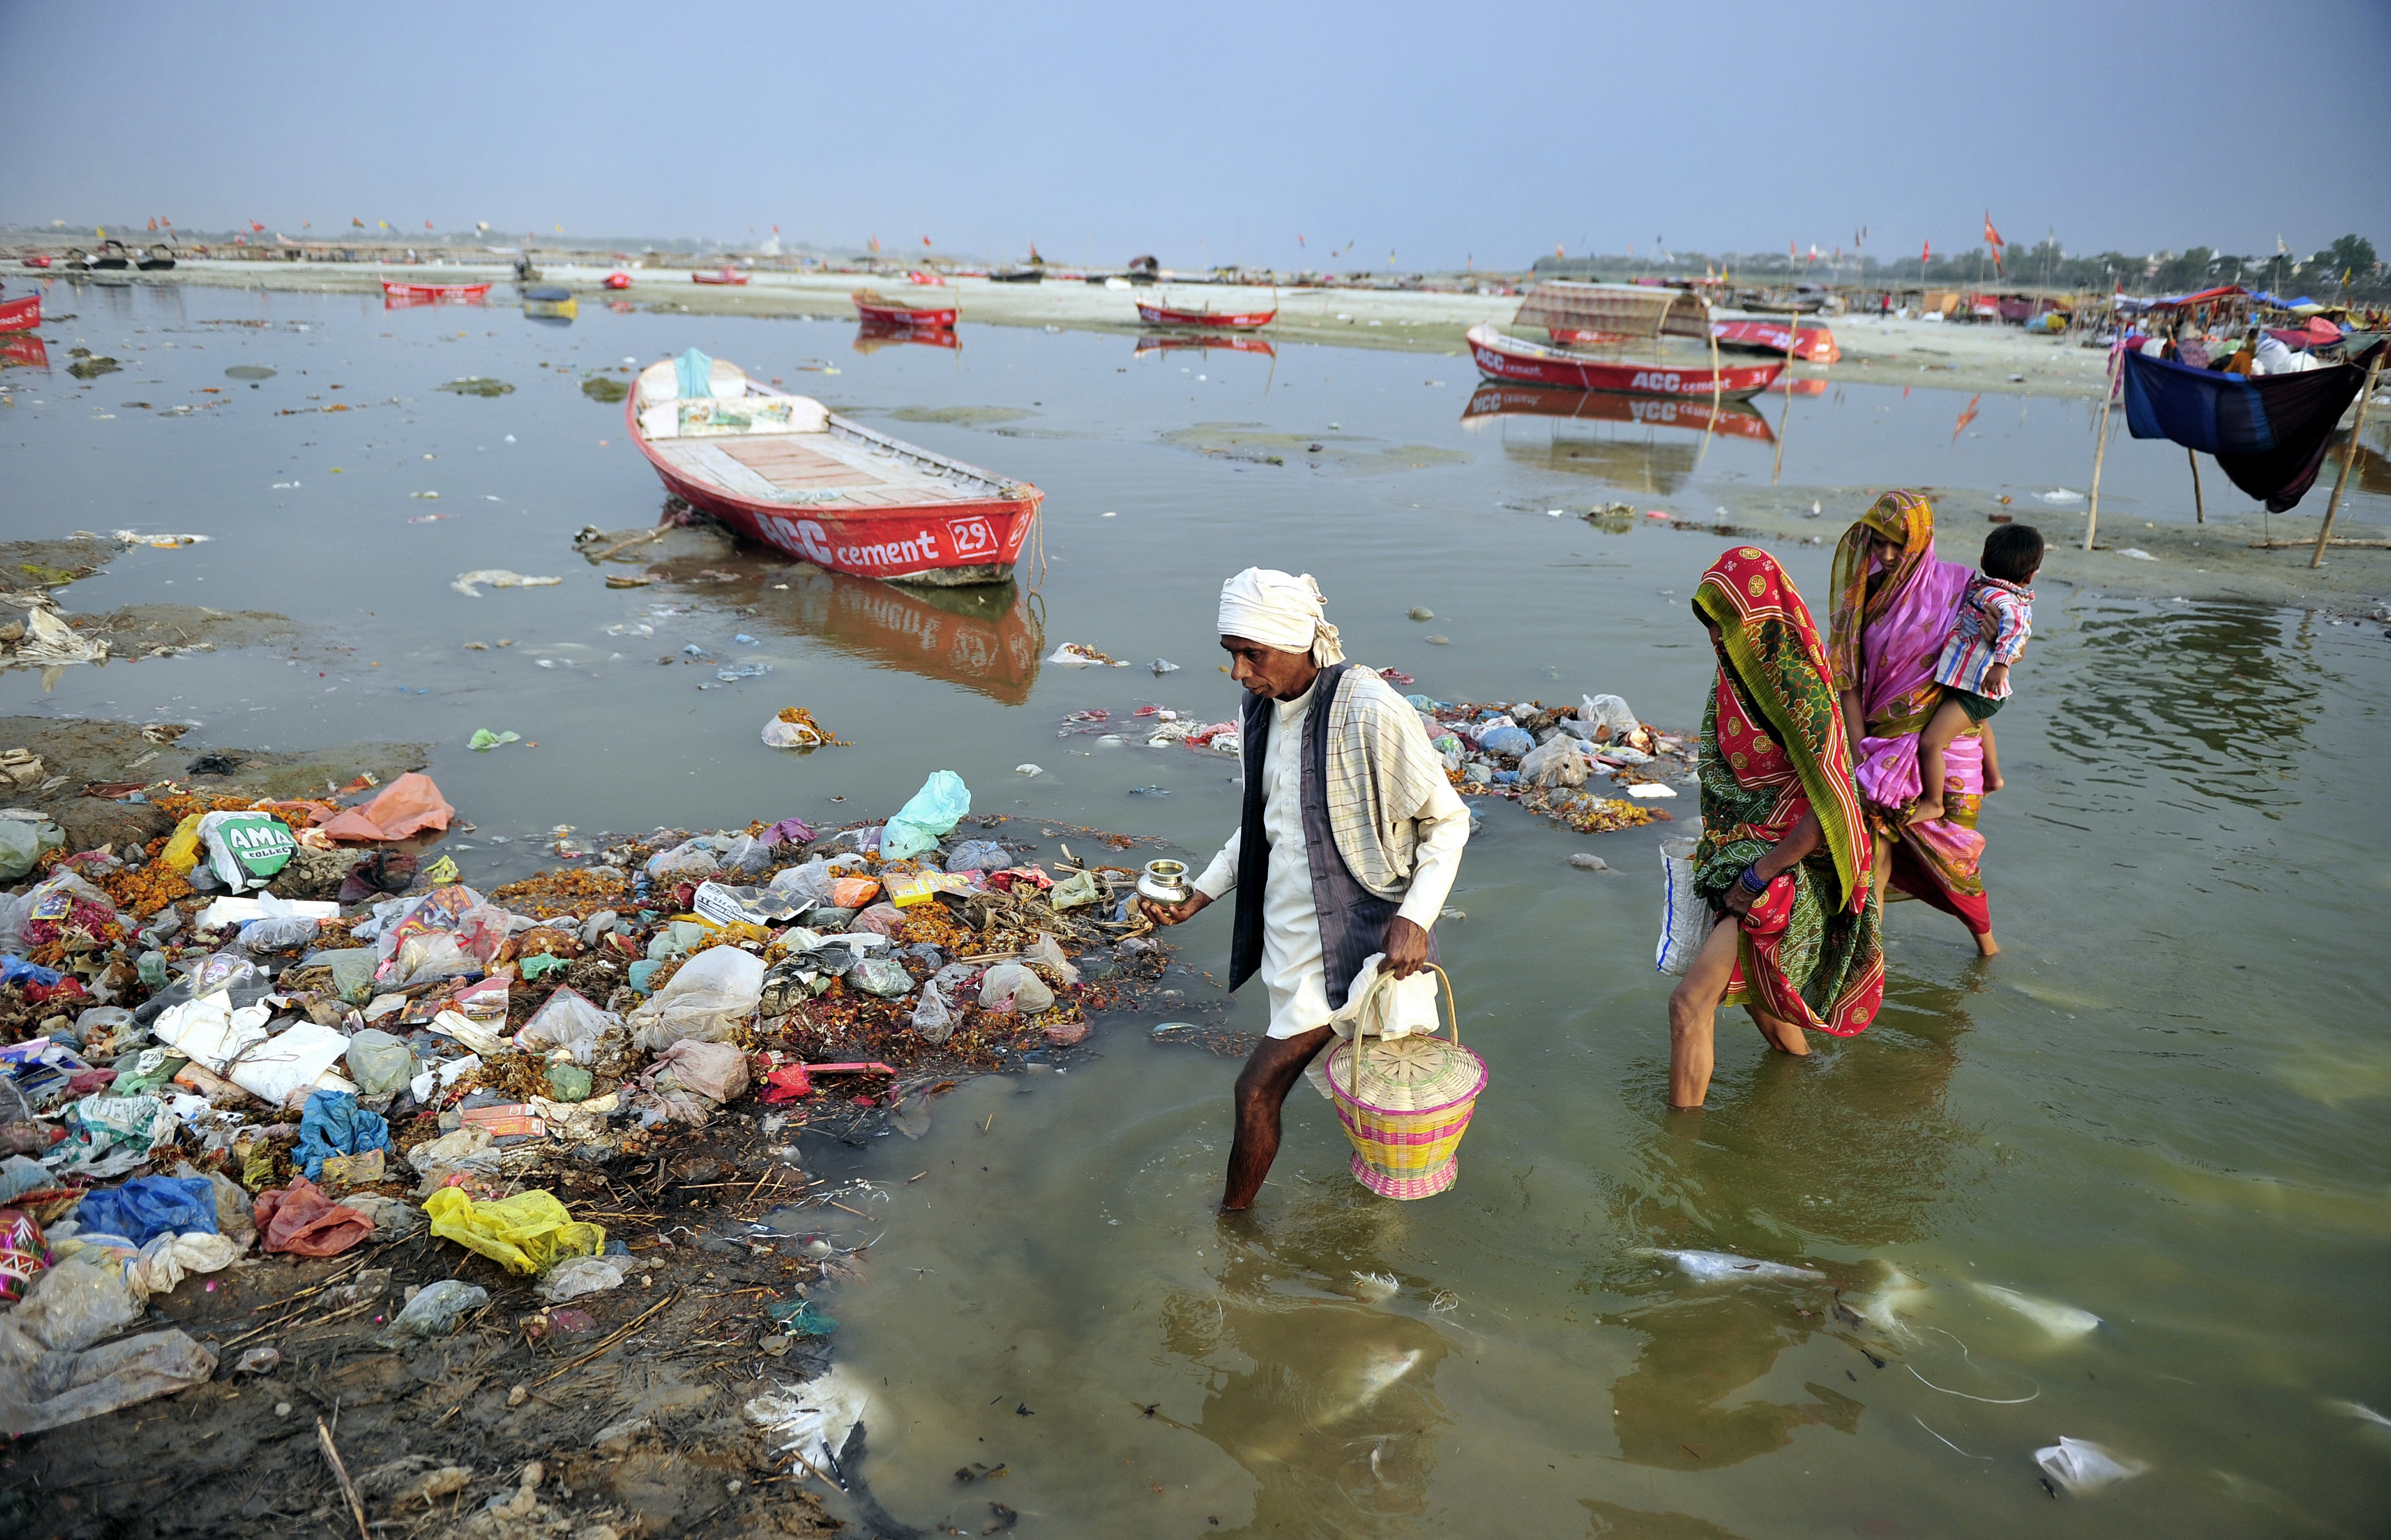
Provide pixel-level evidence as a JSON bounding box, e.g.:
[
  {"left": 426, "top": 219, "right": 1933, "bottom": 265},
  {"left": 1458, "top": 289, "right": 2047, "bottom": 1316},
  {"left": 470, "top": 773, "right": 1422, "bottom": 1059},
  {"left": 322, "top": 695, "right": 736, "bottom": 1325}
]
[
  {"left": 2310, "top": 350, "right": 2384, "bottom": 568},
  {"left": 2084, "top": 345, "right": 2122, "bottom": 550},
  {"left": 1772, "top": 355, "right": 1794, "bottom": 486},
  {"left": 2188, "top": 447, "right": 2204, "bottom": 523}
]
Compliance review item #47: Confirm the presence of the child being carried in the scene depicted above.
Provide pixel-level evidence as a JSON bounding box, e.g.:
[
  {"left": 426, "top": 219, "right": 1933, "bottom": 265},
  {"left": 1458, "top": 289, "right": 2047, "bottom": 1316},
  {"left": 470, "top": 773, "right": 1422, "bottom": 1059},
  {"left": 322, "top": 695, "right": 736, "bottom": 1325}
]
[{"left": 1913, "top": 524, "right": 2042, "bottom": 826}]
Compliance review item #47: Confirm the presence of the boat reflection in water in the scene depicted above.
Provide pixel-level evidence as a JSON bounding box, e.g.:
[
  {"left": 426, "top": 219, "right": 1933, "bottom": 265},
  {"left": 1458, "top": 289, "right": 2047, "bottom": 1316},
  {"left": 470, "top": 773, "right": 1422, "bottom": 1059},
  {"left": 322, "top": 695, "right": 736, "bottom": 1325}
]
[
  {"left": 1, "top": 335, "right": 46, "bottom": 371},
  {"left": 853, "top": 320, "right": 960, "bottom": 354},
  {"left": 1133, "top": 332, "right": 1278, "bottom": 360},
  {"left": 748, "top": 565, "right": 1043, "bottom": 705},
  {"left": 1461, "top": 384, "right": 1773, "bottom": 495}
]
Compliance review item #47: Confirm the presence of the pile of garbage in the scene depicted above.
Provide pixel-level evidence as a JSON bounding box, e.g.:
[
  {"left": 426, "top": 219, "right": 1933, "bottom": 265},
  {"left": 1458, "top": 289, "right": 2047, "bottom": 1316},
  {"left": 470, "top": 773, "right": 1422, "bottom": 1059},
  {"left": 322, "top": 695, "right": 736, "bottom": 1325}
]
[
  {"left": 1410, "top": 691, "right": 1690, "bottom": 835},
  {"left": 0, "top": 759, "right": 1166, "bottom": 1435}
]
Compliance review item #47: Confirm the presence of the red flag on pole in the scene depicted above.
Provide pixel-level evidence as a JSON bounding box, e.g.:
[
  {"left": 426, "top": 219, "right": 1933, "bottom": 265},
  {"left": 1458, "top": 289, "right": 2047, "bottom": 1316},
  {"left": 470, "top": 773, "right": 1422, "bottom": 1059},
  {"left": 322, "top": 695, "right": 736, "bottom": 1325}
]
[{"left": 1983, "top": 211, "right": 2004, "bottom": 248}]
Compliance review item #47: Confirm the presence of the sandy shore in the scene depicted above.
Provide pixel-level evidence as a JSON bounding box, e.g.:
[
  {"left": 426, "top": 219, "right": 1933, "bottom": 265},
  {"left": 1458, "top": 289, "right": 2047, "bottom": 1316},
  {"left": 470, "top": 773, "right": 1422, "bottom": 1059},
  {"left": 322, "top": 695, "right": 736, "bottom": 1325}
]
[{"left": 36, "top": 260, "right": 2118, "bottom": 401}]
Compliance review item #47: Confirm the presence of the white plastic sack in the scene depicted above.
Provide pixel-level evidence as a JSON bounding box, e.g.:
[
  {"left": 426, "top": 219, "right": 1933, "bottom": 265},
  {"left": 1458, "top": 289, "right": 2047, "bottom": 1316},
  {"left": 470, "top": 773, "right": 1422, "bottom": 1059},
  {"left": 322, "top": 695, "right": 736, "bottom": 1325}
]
[
  {"left": 979, "top": 962, "right": 1054, "bottom": 1015},
  {"left": 1655, "top": 837, "right": 1717, "bottom": 977},
  {"left": 1, "top": 1329, "right": 216, "bottom": 1435},
  {"left": 127, "top": 1231, "right": 244, "bottom": 1299},
  {"left": 537, "top": 1255, "right": 630, "bottom": 1304},
  {"left": 1517, "top": 736, "right": 1588, "bottom": 789},
  {"left": 2034, "top": 1437, "right": 2146, "bottom": 1493},
  {"left": 514, "top": 987, "right": 621, "bottom": 1064},
  {"left": 1329, "top": 954, "right": 1440, "bottom": 1042},
  {"left": 196, "top": 810, "right": 297, "bottom": 892},
  {"left": 227, "top": 1020, "right": 357, "bottom": 1108},
  {"left": 1578, "top": 693, "right": 1640, "bottom": 741},
  {"left": 628, "top": 946, "right": 765, "bottom": 1050},
  {"left": 153, "top": 996, "right": 273, "bottom": 1072},
  {"left": 645, "top": 839, "right": 720, "bottom": 882},
  {"left": 767, "top": 858, "right": 834, "bottom": 906},
  {"left": 910, "top": 981, "right": 954, "bottom": 1044},
  {"left": 1023, "top": 932, "right": 1081, "bottom": 986}
]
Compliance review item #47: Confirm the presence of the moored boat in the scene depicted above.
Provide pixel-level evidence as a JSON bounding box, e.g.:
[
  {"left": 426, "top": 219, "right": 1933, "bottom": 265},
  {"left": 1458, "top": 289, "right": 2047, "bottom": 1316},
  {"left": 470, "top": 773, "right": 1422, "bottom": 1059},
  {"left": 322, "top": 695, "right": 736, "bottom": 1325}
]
[
  {"left": 20, "top": 254, "right": 52, "bottom": 268},
  {"left": 380, "top": 279, "right": 491, "bottom": 302},
  {"left": 1467, "top": 323, "right": 1780, "bottom": 398},
  {"left": 603, "top": 271, "right": 633, "bottom": 290},
  {"left": 852, "top": 289, "right": 958, "bottom": 328},
  {"left": 1135, "top": 295, "right": 1277, "bottom": 330},
  {"left": 135, "top": 247, "right": 177, "bottom": 271},
  {"left": 0, "top": 294, "right": 39, "bottom": 332},
  {"left": 693, "top": 268, "right": 750, "bottom": 286},
  {"left": 627, "top": 349, "right": 1039, "bottom": 586},
  {"left": 1712, "top": 317, "right": 1839, "bottom": 362}
]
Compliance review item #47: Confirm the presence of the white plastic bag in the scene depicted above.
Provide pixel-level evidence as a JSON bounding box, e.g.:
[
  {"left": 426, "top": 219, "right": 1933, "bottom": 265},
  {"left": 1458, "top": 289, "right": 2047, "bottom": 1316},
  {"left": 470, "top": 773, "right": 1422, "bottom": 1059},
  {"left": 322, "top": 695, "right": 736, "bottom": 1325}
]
[
  {"left": 910, "top": 981, "right": 954, "bottom": 1044},
  {"left": 1656, "top": 837, "right": 1717, "bottom": 977},
  {"left": 979, "top": 962, "right": 1054, "bottom": 1015},
  {"left": 514, "top": 987, "right": 621, "bottom": 1064},
  {"left": 2034, "top": 1437, "right": 2146, "bottom": 1493},
  {"left": 1517, "top": 736, "right": 1588, "bottom": 789},
  {"left": 645, "top": 839, "right": 720, "bottom": 882},
  {"left": 628, "top": 946, "right": 765, "bottom": 1050},
  {"left": 1, "top": 1329, "right": 217, "bottom": 1435},
  {"left": 228, "top": 1020, "right": 357, "bottom": 1108},
  {"left": 1573, "top": 693, "right": 1641, "bottom": 742},
  {"left": 537, "top": 1255, "right": 630, "bottom": 1304}
]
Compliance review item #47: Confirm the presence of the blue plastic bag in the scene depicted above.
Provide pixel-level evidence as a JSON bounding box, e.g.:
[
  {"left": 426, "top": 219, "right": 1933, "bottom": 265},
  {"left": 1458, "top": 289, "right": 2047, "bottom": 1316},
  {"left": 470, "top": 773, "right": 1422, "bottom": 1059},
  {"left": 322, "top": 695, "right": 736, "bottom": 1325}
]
[
  {"left": 0, "top": 955, "right": 65, "bottom": 989},
  {"left": 71, "top": 1175, "right": 218, "bottom": 1246},
  {"left": 1476, "top": 726, "right": 1535, "bottom": 758},
  {"left": 296, "top": 1091, "right": 391, "bottom": 1182},
  {"left": 880, "top": 772, "right": 971, "bottom": 861}
]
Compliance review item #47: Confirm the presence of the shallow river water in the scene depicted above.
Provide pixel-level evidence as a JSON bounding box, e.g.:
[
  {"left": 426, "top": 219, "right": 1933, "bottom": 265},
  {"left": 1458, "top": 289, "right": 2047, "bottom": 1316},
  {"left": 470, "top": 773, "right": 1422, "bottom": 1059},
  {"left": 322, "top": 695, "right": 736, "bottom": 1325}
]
[{"left": 5, "top": 281, "right": 2389, "bottom": 1537}]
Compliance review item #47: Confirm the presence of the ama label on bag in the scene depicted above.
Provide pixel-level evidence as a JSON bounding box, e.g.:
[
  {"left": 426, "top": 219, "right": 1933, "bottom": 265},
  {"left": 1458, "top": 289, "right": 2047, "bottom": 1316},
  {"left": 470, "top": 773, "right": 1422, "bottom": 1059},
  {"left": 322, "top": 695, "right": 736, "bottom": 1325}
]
[{"left": 198, "top": 811, "right": 297, "bottom": 891}]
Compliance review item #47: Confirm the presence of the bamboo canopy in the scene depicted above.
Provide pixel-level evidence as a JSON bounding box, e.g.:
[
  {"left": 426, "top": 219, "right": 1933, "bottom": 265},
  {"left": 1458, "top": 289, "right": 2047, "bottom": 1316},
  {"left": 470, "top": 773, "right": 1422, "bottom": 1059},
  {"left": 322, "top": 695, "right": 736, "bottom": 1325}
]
[{"left": 1511, "top": 281, "right": 1712, "bottom": 343}]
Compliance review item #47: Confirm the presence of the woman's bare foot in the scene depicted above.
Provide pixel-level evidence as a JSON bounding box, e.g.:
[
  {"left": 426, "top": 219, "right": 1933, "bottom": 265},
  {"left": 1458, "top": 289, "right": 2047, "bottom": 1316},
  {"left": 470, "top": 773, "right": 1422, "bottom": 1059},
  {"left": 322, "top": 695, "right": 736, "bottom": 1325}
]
[{"left": 1974, "top": 930, "right": 2000, "bottom": 957}]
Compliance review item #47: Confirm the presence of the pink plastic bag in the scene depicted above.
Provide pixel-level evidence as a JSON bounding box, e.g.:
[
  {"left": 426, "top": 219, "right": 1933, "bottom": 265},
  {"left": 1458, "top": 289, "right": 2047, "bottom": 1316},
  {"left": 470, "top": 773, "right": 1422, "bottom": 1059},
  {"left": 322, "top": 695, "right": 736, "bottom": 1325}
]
[{"left": 318, "top": 773, "right": 455, "bottom": 844}]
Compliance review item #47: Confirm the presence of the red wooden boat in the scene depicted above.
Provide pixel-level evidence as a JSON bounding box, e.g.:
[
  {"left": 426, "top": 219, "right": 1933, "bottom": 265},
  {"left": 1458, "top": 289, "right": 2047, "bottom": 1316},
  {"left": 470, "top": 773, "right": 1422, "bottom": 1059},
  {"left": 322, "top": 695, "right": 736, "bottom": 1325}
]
[
  {"left": 853, "top": 321, "right": 960, "bottom": 354},
  {"left": 20, "top": 255, "right": 52, "bottom": 268},
  {"left": 1466, "top": 323, "right": 1780, "bottom": 398},
  {"left": 906, "top": 270, "right": 949, "bottom": 286},
  {"left": 379, "top": 280, "right": 491, "bottom": 302},
  {"left": 603, "top": 271, "right": 632, "bottom": 290},
  {"left": 0, "top": 294, "right": 39, "bottom": 332},
  {"left": 1135, "top": 297, "right": 1277, "bottom": 330},
  {"left": 627, "top": 350, "right": 1039, "bottom": 586},
  {"left": 693, "top": 268, "right": 750, "bottom": 285},
  {"left": 852, "top": 289, "right": 958, "bottom": 328},
  {"left": 1461, "top": 383, "right": 1775, "bottom": 442},
  {"left": 1712, "top": 318, "right": 1840, "bottom": 363}
]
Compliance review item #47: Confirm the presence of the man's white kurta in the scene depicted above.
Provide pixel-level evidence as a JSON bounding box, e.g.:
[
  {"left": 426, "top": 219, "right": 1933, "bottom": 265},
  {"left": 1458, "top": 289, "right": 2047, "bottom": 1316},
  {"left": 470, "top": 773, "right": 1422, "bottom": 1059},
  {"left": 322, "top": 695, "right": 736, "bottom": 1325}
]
[{"left": 1192, "top": 678, "right": 1470, "bottom": 1039}]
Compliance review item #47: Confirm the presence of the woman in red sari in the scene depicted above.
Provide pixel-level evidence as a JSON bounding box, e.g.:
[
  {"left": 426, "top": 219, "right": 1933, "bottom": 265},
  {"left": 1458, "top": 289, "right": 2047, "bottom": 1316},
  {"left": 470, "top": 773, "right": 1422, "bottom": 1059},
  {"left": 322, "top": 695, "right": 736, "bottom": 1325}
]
[
  {"left": 1823, "top": 490, "right": 1997, "bottom": 953},
  {"left": 1667, "top": 547, "right": 1883, "bottom": 1109}
]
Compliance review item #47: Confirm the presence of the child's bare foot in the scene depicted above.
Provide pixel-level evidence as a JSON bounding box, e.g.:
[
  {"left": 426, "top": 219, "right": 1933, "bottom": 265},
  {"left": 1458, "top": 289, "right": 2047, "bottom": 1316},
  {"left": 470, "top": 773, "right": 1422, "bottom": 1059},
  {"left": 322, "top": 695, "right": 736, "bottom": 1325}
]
[{"left": 1908, "top": 796, "right": 1945, "bottom": 826}]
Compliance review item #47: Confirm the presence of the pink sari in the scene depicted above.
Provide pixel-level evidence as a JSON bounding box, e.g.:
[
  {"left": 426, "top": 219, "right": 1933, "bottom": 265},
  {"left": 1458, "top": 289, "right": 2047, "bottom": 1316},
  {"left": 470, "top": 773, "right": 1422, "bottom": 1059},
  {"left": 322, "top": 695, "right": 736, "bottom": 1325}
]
[{"left": 1833, "top": 498, "right": 1993, "bottom": 935}]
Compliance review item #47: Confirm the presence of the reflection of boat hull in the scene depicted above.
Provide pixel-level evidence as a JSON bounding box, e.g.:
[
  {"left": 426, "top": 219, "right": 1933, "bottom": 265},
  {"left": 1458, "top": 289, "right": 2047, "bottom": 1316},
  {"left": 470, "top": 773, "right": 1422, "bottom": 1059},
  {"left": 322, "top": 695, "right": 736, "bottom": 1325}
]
[
  {"left": 381, "top": 281, "right": 491, "bottom": 302},
  {"left": 0, "top": 294, "right": 38, "bottom": 332},
  {"left": 1467, "top": 324, "right": 1780, "bottom": 397},
  {"left": 1, "top": 335, "right": 46, "bottom": 370},
  {"left": 523, "top": 287, "right": 577, "bottom": 323},
  {"left": 1134, "top": 332, "right": 1277, "bottom": 358},
  {"left": 693, "top": 269, "right": 750, "bottom": 285},
  {"left": 1463, "top": 383, "right": 1773, "bottom": 441},
  {"left": 752, "top": 567, "right": 1044, "bottom": 705},
  {"left": 854, "top": 320, "right": 960, "bottom": 353},
  {"left": 853, "top": 290, "right": 958, "bottom": 327},
  {"left": 1137, "top": 301, "right": 1276, "bottom": 329},
  {"left": 1712, "top": 319, "right": 1839, "bottom": 362}
]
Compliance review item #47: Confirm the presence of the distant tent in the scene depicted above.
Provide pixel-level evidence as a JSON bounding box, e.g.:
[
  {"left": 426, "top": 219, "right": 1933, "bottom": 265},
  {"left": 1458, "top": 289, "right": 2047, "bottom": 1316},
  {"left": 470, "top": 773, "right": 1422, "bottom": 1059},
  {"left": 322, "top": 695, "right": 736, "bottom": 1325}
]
[{"left": 2120, "top": 345, "right": 2378, "bottom": 510}]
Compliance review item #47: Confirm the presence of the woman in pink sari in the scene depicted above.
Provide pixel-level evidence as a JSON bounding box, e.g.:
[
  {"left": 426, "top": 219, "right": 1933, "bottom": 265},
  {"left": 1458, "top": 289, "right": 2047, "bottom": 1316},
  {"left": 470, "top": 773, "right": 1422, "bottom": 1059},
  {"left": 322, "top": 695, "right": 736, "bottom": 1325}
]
[{"left": 1824, "top": 490, "right": 1999, "bottom": 955}]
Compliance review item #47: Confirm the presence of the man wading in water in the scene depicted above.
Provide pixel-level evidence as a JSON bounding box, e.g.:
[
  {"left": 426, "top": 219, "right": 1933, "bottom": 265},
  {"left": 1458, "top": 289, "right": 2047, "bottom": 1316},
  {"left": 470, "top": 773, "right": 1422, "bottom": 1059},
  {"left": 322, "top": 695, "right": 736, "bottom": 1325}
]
[{"left": 1142, "top": 569, "right": 1471, "bottom": 1209}]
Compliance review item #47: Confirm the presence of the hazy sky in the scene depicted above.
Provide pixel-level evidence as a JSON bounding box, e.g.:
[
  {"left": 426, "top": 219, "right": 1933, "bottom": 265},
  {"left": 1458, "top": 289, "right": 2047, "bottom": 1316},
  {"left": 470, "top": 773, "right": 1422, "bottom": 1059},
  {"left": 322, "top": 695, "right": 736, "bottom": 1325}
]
[{"left": 9, "top": 0, "right": 2385, "bottom": 268}]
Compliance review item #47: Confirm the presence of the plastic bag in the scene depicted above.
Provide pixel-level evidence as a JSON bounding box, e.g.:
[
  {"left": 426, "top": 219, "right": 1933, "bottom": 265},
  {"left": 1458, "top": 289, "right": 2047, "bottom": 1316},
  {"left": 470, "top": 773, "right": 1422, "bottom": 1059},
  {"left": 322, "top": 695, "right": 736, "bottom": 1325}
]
[
  {"left": 980, "top": 963, "right": 1054, "bottom": 1015},
  {"left": 768, "top": 858, "right": 834, "bottom": 907},
  {"left": 1023, "top": 932, "right": 1081, "bottom": 986},
  {"left": 1047, "top": 869, "right": 1100, "bottom": 910},
  {"left": 648, "top": 1038, "right": 751, "bottom": 1103},
  {"left": 423, "top": 1187, "right": 604, "bottom": 1276},
  {"left": 238, "top": 915, "right": 320, "bottom": 952},
  {"left": 1517, "top": 736, "right": 1588, "bottom": 789},
  {"left": 376, "top": 1279, "right": 489, "bottom": 1349},
  {"left": 254, "top": 1176, "right": 373, "bottom": 1257},
  {"left": 1655, "top": 837, "right": 1717, "bottom": 977},
  {"left": 826, "top": 876, "right": 880, "bottom": 909},
  {"left": 848, "top": 958, "right": 915, "bottom": 998},
  {"left": 537, "top": 1255, "right": 629, "bottom": 1304},
  {"left": 1579, "top": 693, "right": 1640, "bottom": 741},
  {"left": 0, "top": 1206, "right": 48, "bottom": 1304},
  {"left": 944, "top": 839, "right": 1008, "bottom": 875},
  {"left": 68, "top": 1176, "right": 218, "bottom": 1247},
  {"left": 849, "top": 903, "right": 908, "bottom": 939},
  {"left": 880, "top": 771, "right": 970, "bottom": 861},
  {"left": 344, "top": 1028, "right": 418, "bottom": 1096},
  {"left": 691, "top": 882, "right": 802, "bottom": 928},
  {"left": 645, "top": 839, "right": 720, "bottom": 881},
  {"left": 315, "top": 771, "right": 455, "bottom": 844},
  {"left": 127, "top": 1230, "right": 243, "bottom": 1297},
  {"left": 3, "top": 1254, "right": 142, "bottom": 1353},
  {"left": 196, "top": 811, "right": 297, "bottom": 892},
  {"left": 910, "top": 981, "right": 954, "bottom": 1045},
  {"left": 515, "top": 987, "right": 620, "bottom": 1064},
  {"left": 1, "top": 1328, "right": 217, "bottom": 1435},
  {"left": 627, "top": 946, "right": 765, "bottom": 1051},
  {"left": 718, "top": 833, "right": 774, "bottom": 876},
  {"left": 2034, "top": 1437, "right": 2146, "bottom": 1493},
  {"left": 0, "top": 818, "right": 61, "bottom": 883},
  {"left": 296, "top": 1091, "right": 389, "bottom": 1181},
  {"left": 229, "top": 1020, "right": 356, "bottom": 1108},
  {"left": 1475, "top": 725, "right": 1535, "bottom": 758}
]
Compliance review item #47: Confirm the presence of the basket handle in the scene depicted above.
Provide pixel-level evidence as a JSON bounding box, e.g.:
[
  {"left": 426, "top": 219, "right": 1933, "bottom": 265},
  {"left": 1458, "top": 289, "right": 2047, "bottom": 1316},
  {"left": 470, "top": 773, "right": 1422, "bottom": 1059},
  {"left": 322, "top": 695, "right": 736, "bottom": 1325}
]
[{"left": 1344, "top": 963, "right": 1461, "bottom": 1102}]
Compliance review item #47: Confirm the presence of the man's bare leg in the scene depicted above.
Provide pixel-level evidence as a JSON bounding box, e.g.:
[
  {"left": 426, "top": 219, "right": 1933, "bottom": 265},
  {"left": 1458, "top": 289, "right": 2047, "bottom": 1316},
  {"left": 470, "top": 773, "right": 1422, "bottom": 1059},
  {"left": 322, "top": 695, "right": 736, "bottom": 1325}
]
[
  {"left": 1222, "top": 1025, "right": 1334, "bottom": 1210},
  {"left": 1666, "top": 920, "right": 1743, "bottom": 1109}
]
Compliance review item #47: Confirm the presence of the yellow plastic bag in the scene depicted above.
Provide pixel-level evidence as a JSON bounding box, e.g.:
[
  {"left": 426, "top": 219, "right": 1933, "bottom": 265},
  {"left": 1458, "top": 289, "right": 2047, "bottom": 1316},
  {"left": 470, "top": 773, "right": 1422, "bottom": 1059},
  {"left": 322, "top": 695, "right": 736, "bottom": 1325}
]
[
  {"left": 423, "top": 1187, "right": 605, "bottom": 1276},
  {"left": 161, "top": 813, "right": 205, "bottom": 874}
]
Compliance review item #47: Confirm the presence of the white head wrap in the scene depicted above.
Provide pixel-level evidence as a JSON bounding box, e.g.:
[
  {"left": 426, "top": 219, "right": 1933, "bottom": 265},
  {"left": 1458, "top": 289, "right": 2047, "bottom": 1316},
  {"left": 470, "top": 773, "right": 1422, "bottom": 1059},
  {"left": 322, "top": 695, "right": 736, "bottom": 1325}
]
[{"left": 1217, "top": 567, "right": 1344, "bottom": 666}]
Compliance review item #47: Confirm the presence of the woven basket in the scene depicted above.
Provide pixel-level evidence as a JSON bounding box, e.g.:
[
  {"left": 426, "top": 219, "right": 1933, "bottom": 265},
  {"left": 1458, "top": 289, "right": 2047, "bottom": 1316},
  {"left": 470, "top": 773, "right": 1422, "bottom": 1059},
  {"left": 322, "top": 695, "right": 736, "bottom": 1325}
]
[{"left": 1323, "top": 966, "right": 1486, "bottom": 1200}]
